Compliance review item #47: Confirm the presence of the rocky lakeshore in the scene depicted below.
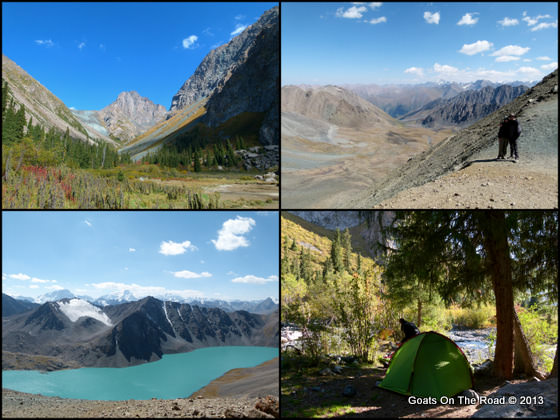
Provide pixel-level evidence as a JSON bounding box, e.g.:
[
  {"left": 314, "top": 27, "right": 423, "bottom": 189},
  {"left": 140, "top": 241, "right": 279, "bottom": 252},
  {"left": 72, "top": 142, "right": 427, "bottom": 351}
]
[{"left": 2, "top": 389, "right": 278, "bottom": 418}]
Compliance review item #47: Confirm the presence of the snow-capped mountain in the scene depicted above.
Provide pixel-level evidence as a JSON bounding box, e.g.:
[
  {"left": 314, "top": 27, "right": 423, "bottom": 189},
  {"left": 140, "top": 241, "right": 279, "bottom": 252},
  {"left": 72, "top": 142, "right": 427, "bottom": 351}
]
[
  {"left": 34, "top": 289, "right": 76, "bottom": 304},
  {"left": 93, "top": 290, "right": 138, "bottom": 307}
]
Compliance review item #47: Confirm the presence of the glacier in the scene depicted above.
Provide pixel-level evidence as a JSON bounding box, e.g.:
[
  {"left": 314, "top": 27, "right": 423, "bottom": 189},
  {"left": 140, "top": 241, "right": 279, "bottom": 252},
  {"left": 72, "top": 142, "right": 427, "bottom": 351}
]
[{"left": 57, "top": 299, "right": 113, "bottom": 326}]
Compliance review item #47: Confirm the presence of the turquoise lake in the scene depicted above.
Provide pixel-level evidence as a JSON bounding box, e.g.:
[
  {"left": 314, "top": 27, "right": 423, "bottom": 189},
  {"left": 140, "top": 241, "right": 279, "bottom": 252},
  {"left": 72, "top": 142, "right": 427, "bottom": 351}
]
[{"left": 2, "top": 346, "right": 278, "bottom": 401}]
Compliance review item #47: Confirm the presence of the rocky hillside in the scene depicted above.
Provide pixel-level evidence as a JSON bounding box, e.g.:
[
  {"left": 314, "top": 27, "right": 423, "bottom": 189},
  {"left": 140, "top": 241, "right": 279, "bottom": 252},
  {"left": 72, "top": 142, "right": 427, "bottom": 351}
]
[
  {"left": 120, "top": 6, "right": 278, "bottom": 160},
  {"left": 2, "top": 54, "right": 116, "bottom": 146},
  {"left": 2, "top": 294, "right": 39, "bottom": 317},
  {"left": 401, "top": 84, "right": 528, "bottom": 128},
  {"left": 2, "top": 296, "right": 278, "bottom": 368},
  {"left": 73, "top": 91, "right": 167, "bottom": 142},
  {"left": 354, "top": 69, "right": 558, "bottom": 208},
  {"left": 282, "top": 211, "right": 393, "bottom": 260},
  {"left": 282, "top": 85, "right": 396, "bottom": 129}
]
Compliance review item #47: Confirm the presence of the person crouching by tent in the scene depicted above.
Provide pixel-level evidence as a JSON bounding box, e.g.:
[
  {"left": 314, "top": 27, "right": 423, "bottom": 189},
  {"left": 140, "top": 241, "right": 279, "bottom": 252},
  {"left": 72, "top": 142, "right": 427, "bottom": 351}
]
[{"left": 399, "top": 318, "right": 420, "bottom": 343}]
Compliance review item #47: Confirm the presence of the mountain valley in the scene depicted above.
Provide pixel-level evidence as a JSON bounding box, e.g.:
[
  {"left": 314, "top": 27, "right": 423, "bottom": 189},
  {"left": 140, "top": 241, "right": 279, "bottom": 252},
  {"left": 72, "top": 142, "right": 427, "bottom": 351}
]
[
  {"left": 281, "top": 84, "right": 453, "bottom": 208},
  {"left": 353, "top": 70, "right": 558, "bottom": 209},
  {"left": 2, "top": 6, "right": 279, "bottom": 209},
  {"left": 282, "top": 74, "right": 553, "bottom": 209}
]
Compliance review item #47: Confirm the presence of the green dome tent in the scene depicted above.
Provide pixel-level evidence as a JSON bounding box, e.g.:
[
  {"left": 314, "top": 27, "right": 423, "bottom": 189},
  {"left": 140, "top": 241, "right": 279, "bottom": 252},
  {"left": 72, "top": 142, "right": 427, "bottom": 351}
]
[{"left": 378, "top": 331, "right": 473, "bottom": 399}]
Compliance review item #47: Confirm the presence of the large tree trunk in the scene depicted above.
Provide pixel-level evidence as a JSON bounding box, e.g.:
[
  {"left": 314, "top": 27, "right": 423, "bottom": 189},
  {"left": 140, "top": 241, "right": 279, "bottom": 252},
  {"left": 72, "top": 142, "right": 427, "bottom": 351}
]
[
  {"left": 549, "top": 346, "right": 558, "bottom": 378},
  {"left": 480, "top": 211, "right": 514, "bottom": 379},
  {"left": 512, "top": 307, "right": 546, "bottom": 379}
]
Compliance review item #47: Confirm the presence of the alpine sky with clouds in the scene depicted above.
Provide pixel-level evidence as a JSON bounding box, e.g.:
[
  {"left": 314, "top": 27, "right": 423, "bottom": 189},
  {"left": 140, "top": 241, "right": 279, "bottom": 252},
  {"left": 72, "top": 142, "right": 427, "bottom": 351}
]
[
  {"left": 2, "top": 211, "right": 278, "bottom": 302},
  {"left": 282, "top": 2, "right": 558, "bottom": 85},
  {"left": 2, "top": 2, "right": 275, "bottom": 110}
]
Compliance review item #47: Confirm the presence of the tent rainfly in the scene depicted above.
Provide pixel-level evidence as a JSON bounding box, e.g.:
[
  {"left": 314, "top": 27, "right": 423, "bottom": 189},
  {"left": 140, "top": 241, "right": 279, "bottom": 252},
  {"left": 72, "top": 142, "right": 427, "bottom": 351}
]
[{"left": 378, "top": 331, "right": 473, "bottom": 398}]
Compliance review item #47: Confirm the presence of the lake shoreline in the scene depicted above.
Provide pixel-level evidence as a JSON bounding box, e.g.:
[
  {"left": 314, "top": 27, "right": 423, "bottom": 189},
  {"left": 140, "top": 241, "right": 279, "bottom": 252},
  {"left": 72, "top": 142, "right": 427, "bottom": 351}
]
[{"left": 2, "top": 357, "right": 279, "bottom": 418}]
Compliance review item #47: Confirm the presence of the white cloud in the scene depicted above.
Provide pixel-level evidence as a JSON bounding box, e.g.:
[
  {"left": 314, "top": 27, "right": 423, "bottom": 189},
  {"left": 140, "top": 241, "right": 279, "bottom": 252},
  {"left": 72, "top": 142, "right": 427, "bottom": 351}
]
[
  {"left": 129, "top": 248, "right": 136, "bottom": 252},
  {"left": 498, "top": 17, "right": 519, "bottom": 26},
  {"left": 231, "top": 275, "right": 278, "bottom": 284},
  {"left": 523, "top": 59, "right": 532, "bottom": 62},
  {"left": 491, "top": 45, "right": 530, "bottom": 57},
  {"left": 530, "top": 21, "right": 557, "bottom": 32},
  {"left": 495, "top": 55, "right": 520, "bottom": 62},
  {"left": 536, "top": 56, "right": 552, "bottom": 61},
  {"left": 78, "top": 42, "right": 86, "bottom": 50},
  {"left": 336, "top": 5, "right": 367, "bottom": 19},
  {"left": 541, "top": 62, "right": 558, "bottom": 71},
  {"left": 30, "top": 285, "right": 39, "bottom": 289},
  {"left": 434, "top": 63, "right": 459, "bottom": 73},
  {"left": 368, "top": 16, "right": 387, "bottom": 24},
  {"left": 522, "top": 14, "right": 552, "bottom": 26},
  {"left": 369, "top": 2, "right": 382, "bottom": 9},
  {"left": 424, "top": 11, "right": 440, "bottom": 24},
  {"left": 89, "top": 281, "right": 203, "bottom": 300},
  {"left": 159, "top": 240, "right": 197, "bottom": 256},
  {"left": 182, "top": 35, "right": 198, "bottom": 49},
  {"left": 457, "top": 13, "right": 478, "bottom": 26},
  {"left": 172, "top": 270, "right": 212, "bottom": 279},
  {"left": 234, "top": 14, "right": 245, "bottom": 21},
  {"left": 230, "top": 24, "right": 247, "bottom": 36},
  {"left": 45, "top": 285, "right": 64, "bottom": 291},
  {"left": 84, "top": 219, "right": 92, "bottom": 227},
  {"left": 35, "top": 39, "right": 54, "bottom": 47},
  {"left": 459, "top": 40, "right": 493, "bottom": 55},
  {"left": 404, "top": 67, "right": 424, "bottom": 76},
  {"left": 31, "top": 278, "right": 49, "bottom": 283},
  {"left": 212, "top": 216, "right": 256, "bottom": 251},
  {"left": 9, "top": 273, "right": 31, "bottom": 281}
]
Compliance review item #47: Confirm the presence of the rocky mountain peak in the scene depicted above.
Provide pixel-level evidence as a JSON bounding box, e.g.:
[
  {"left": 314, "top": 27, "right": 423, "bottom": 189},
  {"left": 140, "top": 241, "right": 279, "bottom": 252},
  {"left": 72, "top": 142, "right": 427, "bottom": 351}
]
[
  {"left": 169, "top": 6, "right": 278, "bottom": 114},
  {"left": 97, "top": 91, "right": 167, "bottom": 141}
]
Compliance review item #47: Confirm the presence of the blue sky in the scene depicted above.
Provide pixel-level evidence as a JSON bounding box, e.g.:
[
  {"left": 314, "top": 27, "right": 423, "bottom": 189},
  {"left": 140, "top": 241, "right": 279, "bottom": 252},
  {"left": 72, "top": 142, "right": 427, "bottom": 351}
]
[
  {"left": 282, "top": 2, "right": 558, "bottom": 85},
  {"left": 2, "top": 211, "right": 279, "bottom": 302},
  {"left": 2, "top": 2, "right": 276, "bottom": 110}
]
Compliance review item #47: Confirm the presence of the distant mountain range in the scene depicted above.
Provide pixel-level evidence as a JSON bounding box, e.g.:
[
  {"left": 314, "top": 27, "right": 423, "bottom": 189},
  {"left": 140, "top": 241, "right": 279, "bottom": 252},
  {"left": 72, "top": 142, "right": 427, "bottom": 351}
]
[
  {"left": 343, "top": 79, "right": 536, "bottom": 119},
  {"left": 72, "top": 91, "right": 167, "bottom": 142},
  {"left": 7, "top": 290, "right": 278, "bottom": 315},
  {"left": 2, "top": 295, "right": 278, "bottom": 368},
  {"left": 400, "top": 84, "right": 529, "bottom": 128}
]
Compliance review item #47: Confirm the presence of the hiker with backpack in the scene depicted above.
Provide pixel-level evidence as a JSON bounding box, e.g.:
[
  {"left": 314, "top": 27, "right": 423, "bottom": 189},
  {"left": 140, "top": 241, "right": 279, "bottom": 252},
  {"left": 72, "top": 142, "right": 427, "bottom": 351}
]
[
  {"left": 505, "top": 113, "right": 521, "bottom": 161},
  {"left": 497, "top": 116, "right": 509, "bottom": 160}
]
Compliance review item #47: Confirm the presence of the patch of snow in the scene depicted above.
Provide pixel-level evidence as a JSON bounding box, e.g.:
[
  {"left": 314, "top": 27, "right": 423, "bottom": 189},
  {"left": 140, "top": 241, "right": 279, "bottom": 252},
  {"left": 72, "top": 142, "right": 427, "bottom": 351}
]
[
  {"left": 57, "top": 298, "right": 113, "bottom": 326},
  {"left": 163, "top": 301, "right": 177, "bottom": 336},
  {"left": 177, "top": 306, "right": 184, "bottom": 321}
]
